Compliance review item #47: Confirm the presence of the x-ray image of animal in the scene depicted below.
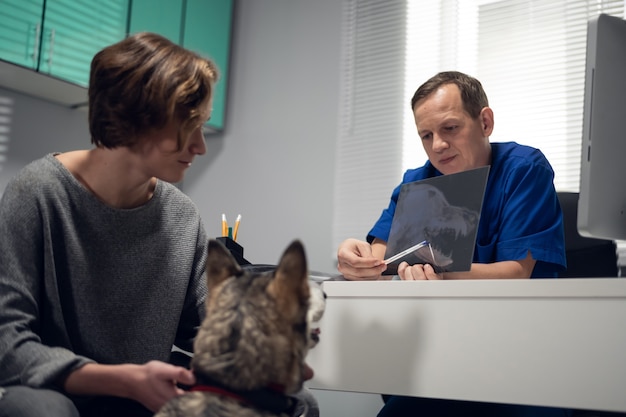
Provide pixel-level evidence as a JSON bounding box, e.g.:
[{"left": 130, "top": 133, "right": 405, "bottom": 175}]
[{"left": 384, "top": 167, "right": 489, "bottom": 275}]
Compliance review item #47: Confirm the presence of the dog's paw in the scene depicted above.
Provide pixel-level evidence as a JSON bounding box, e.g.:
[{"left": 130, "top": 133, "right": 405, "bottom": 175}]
[{"left": 307, "top": 281, "right": 326, "bottom": 348}]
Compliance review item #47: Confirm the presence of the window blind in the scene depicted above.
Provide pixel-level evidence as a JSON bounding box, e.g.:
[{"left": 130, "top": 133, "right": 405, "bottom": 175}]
[
  {"left": 331, "top": 0, "right": 407, "bottom": 260},
  {"left": 333, "top": 0, "right": 625, "bottom": 269}
]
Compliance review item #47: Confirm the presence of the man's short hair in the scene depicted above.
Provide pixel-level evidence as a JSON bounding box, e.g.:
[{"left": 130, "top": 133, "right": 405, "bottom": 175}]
[{"left": 410, "top": 71, "right": 489, "bottom": 119}]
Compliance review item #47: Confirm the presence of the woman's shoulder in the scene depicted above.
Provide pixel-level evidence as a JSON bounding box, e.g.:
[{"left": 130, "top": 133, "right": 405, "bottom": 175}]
[
  {"left": 5, "top": 154, "right": 64, "bottom": 191},
  {"left": 0, "top": 154, "right": 66, "bottom": 219},
  {"left": 156, "top": 181, "right": 201, "bottom": 215}
]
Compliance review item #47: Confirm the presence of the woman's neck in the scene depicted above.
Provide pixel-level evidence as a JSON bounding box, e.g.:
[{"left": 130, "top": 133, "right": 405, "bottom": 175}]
[{"left": 55, "top": 148, "right": 157, "bottom": 209}]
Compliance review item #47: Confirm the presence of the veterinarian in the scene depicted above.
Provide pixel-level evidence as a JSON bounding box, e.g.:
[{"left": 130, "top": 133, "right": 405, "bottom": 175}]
[
  {"left": 0, "top": 33, "right": 319, "bottom": 417},
  {"left": 336, "top": 71, "right": 570, "bottom": 417}
]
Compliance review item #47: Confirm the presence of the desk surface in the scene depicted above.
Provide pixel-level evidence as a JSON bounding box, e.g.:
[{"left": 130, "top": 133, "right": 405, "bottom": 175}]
[{"left": 306, "top": 278, "right": 626, "bottom": 413}]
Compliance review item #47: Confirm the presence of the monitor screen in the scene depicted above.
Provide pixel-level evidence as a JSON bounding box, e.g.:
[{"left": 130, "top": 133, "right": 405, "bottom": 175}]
[{"left": 578, "top": 14, "right": 626, "bottom": 241}]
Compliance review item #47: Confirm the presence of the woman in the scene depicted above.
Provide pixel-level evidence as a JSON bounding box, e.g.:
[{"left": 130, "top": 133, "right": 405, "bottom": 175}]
[
  {"left": 0, "top": 32, "right": 217, "bottom": 416},
  {"left": 1, "top": 31, "right": 322, "bottom": 417}
]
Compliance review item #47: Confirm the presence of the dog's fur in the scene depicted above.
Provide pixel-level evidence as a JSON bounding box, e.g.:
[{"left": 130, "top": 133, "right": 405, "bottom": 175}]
[{"left": 155, "top": 239, "right": 325, "bottom": 417}]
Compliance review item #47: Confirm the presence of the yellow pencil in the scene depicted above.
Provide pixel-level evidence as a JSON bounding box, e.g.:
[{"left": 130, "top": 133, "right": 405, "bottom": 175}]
[
  {"left": 221, "top": 213, "right": 228, "bottom": 237},
  {"left": 233, "top": 214, "right": 241, "bottom": 241}
]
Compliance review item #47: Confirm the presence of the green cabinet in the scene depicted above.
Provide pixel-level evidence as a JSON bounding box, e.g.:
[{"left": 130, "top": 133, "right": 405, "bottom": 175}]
[
  {"left": 0, "top": 0, "right": 128, "bottom": 88},
  {"left": 0, "top": 0, "right": 44, "bottom": 69},
  {"left": 128, "top": 0, "right": 183, "bottom": 44},
  {"left": 128, "top": 0, "right": 234, "bottom": 132},
  {"left": 183, "top": 0, "right": 233, "bottom": 132},
  {"left": 0, "top": 0, "right": 232, "bottom": 122},
  {"left": 40, "top": 0, "right": 129, "bottom": 87}
]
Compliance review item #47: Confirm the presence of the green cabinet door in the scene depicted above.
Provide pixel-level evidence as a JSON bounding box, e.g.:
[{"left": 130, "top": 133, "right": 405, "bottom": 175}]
[
  {"left": 128, "top": 0, "right": 183, "bottom": 43},
  {"left": 128, "top": 0, "right": 234, "bottom": 132},
  {"left": 39, "top": 0, "right": 129, "bottom": 87},
  {"left": 0, "top": 0, "right": 45, "bottom": 69},
  {"left": 183, "top": 0, "right": 234, "bottom": 132}
]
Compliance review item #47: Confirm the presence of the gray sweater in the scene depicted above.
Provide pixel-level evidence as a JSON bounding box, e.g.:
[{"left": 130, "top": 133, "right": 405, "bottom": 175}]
[{"left": 0, "top": 154, "right": 208, "bottom": 388}]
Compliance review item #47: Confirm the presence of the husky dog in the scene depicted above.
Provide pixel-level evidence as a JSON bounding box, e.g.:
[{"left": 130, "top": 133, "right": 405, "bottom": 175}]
[{"left": 155, "top": 239, "right": 325, "bottom": 417}]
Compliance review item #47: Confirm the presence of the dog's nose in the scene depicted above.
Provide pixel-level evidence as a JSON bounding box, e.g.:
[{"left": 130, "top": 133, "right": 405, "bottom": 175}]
[{"left": 309, "top": 327, "right": 321, "bottom": 344}]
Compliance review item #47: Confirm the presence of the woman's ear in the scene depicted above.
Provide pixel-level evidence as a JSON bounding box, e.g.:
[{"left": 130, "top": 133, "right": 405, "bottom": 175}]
[{"left": 480, "top": 107, "right": 494, "bottom": 137}]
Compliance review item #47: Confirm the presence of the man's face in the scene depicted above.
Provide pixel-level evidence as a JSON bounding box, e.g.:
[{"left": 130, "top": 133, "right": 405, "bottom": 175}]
[{"left": 413, "top": 83, "right": 493, "bottom": 175}]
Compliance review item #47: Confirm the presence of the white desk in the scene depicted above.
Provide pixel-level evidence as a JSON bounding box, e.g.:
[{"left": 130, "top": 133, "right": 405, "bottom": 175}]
[{"left": 306, "top": 278, "right": 626, "bottom": 413}]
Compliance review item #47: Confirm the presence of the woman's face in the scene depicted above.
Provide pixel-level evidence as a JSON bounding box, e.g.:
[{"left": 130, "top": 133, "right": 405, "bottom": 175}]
[{"left": 136, "top": 115, "right": 208, "bottom": 184}]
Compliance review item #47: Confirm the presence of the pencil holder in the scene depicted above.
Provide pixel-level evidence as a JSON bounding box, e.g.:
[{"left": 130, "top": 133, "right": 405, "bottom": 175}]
[{"left": 216, "top": 237, "right": 251, "bottom": 266}]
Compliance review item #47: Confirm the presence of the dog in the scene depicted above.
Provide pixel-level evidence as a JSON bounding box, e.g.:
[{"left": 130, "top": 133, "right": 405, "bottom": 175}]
[
  {"left": 155, "top": 239, "right": 326, "bottom": 417},
  {"left": 386, "top": 183, "right": 480, "bottom": 272}
]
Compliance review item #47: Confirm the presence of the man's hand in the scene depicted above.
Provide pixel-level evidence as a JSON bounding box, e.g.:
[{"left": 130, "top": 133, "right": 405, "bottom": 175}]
[
  {"left": 337, "top": 238, "right": 387, "bottom": 280},
  {"left": 398, "top": 262, "right": 443, "bottom": 280}
]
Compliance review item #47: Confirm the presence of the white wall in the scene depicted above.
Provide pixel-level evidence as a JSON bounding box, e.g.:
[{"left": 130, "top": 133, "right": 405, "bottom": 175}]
[
  {"left": 0, "top": 1, "right": 383, "bottom": 415},
  {"left": 183, "top": 0, "right": 341, "bottom": 274},
  {"left": 0, "top": 90, "right": 89, "bottom": 195}
]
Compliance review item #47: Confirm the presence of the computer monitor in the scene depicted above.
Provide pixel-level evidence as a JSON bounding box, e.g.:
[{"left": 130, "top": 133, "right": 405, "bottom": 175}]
[{"left": 577, "top": 14, "right": 626, "bottom": 241}]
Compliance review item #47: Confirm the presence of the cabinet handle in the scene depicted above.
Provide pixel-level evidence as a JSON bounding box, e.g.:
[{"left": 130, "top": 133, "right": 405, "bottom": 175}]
[
  {"left": 31, "top": 23, "right": 40, "bottom": 66},
  {"left": 47, "top": 28, "right": 56, "bottom": 68}
]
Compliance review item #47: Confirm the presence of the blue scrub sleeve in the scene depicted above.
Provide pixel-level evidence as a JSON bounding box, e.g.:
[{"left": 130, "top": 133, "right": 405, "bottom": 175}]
[
  {"left": 475, "top": 159, "right": 565, "bottom": 274},
  {"left": 367, "top": 183, "right": 403, "bottom": 243}
]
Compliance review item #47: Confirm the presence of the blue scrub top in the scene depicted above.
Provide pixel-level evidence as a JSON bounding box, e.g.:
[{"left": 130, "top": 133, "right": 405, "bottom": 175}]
[{"left": 367, "top": 142, "right": 566, "bottom": 278}]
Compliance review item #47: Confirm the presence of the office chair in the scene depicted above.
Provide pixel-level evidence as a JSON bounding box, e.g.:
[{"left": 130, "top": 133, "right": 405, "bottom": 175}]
[{"left": 557, "top": 191, "right": 618, "bottom": 278}]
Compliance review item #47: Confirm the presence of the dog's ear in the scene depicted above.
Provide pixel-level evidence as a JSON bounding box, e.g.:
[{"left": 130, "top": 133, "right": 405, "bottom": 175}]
[
  {"left": 206, "top": 239, "right": 242, "bottom": 289},
  {"left": 268, "top": 240, "right": 310, "bottom": 318}
]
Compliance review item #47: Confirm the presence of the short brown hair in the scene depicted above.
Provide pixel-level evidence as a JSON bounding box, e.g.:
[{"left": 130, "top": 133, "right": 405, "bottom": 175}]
[
  {"left": 410, "top": 71, "right": 489, "bottom": 119},
  {"left": 88, "top": 32, "right": 219, "bottom": 150}
]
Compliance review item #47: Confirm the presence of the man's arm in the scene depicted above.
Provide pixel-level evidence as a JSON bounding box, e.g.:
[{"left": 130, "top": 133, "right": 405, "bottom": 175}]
[
  {"left": 338, "top": 236, "right": 537, "bottom": 281},
  {"left": 399, "top": 251, "right": 536, "bottom": 280}
]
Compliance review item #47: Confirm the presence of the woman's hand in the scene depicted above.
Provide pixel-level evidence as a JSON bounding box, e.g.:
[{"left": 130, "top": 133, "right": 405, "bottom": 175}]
[
  {"left": 64, "top": 360, "right": 196, "bottom": 412},
  {"left": 127, "top": 361, "right": 196, "bottom": 412}
]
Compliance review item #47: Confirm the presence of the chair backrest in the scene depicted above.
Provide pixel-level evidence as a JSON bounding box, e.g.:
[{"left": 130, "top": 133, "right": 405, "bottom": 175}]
[{"left": 557, "top": 191, "right": 618, "bottom": 277}]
